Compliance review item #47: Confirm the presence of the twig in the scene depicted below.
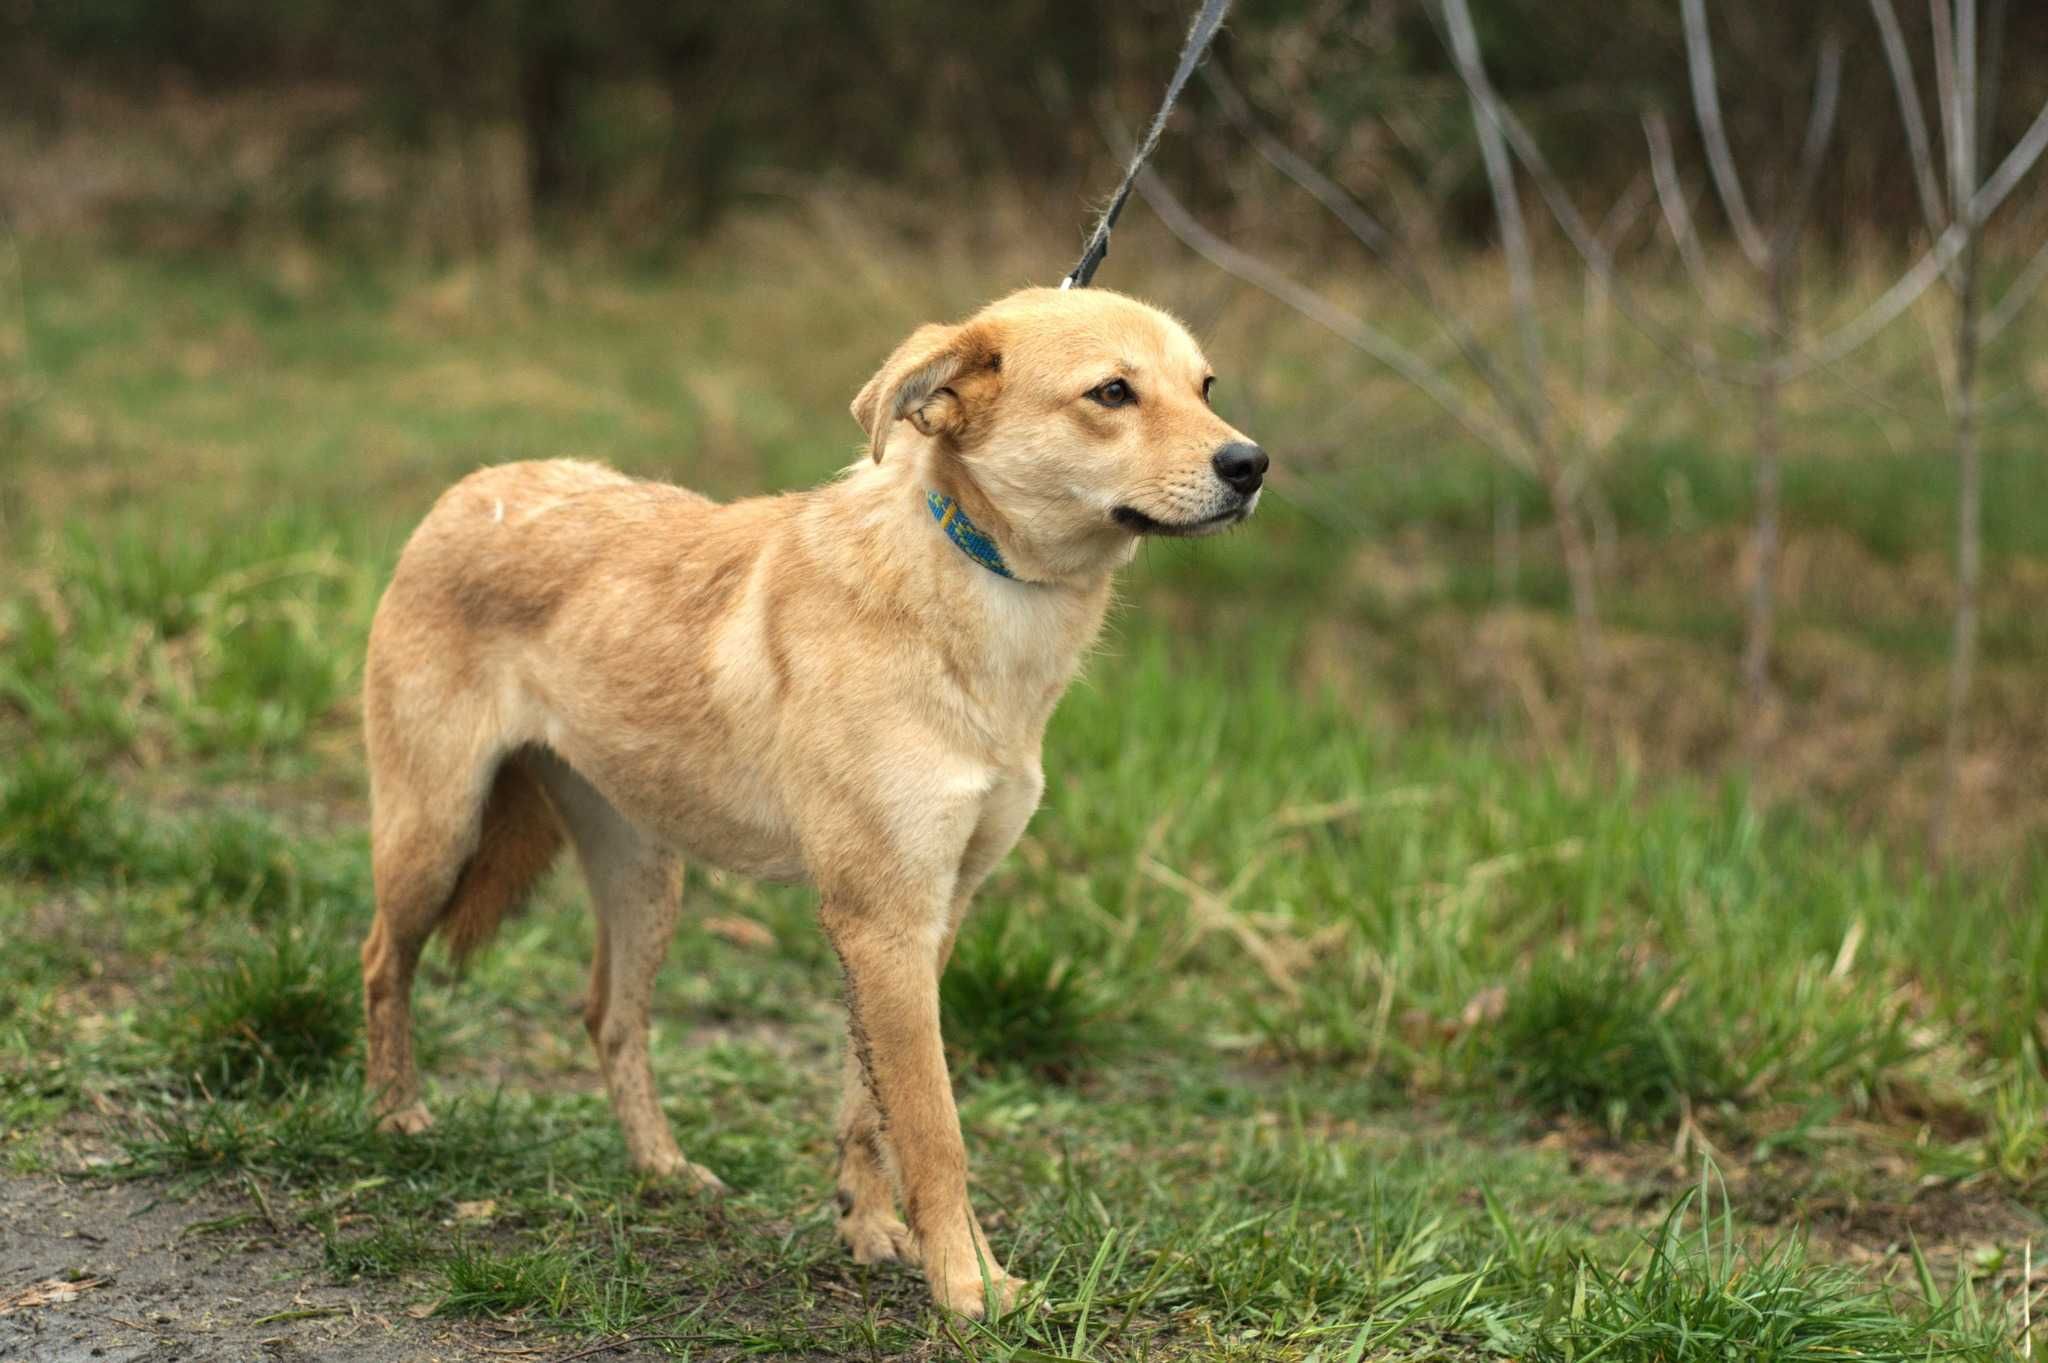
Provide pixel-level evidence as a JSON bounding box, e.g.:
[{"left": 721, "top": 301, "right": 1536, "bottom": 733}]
[
  {"left": 1779, "top": 32, "right": 1844, "bottom": 256},
  {"left": 1680, "top": 0, "right": 1770, "bottom": 268},
  {"left": 1203, "top": 63, "right": 1548, "bottom": 452},
  {"left": 1446, "top": 1, "right": 1546, "bottom": 425},
  {"left": 540, "top": 1301, "right": 709, "bottom": 1363},
  {"left": 1743, "top": 29, "right": 1841, "bottom": 755},
  {"left": 1868, "top": 0, "right": 1948, "bottom": 239},
  {"left": 243, "top": 1170, "right": 282, "bottom": 1232},
  {"left": 1950, "top": 0, "right": 1978, "bottom": 216},
  {"left": 1440, "top": 0, "right": 1603, "bottom": 692},
  {"left": 1139, "top": 854, "right": 1297, "bottom": 999},
  {"left": 1980, "top": 234, "right": 2048, "bottom": 341},
  {"left": 1133, "top": 168, "right": 1530, "bottom": 472},
  {"left": 1929, "top": 0, "right": 1960, "bottom": 205},
  {"left": 1449, "top": 0, "right": 2048, "bottom": 384},
  {"left": 1642, "top": 112, "right": 1721, "bottom": 313}
]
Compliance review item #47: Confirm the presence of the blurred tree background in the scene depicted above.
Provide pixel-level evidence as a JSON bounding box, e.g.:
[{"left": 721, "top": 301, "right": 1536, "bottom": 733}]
[
  {"left": 4, "top": 0, "right": 2046, "bottom": 861},
  {"left": 5, "top": 0, "right": 2045, "bottom": 252}
]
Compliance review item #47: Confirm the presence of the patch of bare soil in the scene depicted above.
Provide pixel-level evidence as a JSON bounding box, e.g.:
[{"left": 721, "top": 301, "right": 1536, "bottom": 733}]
[
  {"left": 0, "top": 1174, "right": 506, "bottom": 1363},
  {"left": 1796, "top": 1181, "right": 2046, "bottom": 1264},
  {"left": 1527, "top": 1113, "right": 2047, "bottom": 1283}
]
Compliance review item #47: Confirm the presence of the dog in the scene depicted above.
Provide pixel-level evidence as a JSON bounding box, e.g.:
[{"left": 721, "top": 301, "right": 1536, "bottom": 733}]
[{"left": 358, "top": 284, "right": 1267, "bottom": 1316}]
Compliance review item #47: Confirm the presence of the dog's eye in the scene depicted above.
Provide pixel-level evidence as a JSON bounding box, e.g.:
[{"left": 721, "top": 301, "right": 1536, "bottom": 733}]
[
  {"left": 1089, "top": 379, "right": 1135, "bottom": 408},
  {"left": 1202, "top": 376, "right": 1215, "bottom": 404}
]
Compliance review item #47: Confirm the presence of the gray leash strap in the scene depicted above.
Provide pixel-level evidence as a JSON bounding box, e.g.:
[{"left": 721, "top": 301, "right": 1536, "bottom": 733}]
[{"left": 1062, "top": 0, "right": 1233, "bottom": 290}]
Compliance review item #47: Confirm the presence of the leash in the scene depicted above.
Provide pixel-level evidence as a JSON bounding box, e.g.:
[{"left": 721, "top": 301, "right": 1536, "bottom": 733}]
[
  {"left": 1062, "top": 0, "right": 1233, "bottom": 290},
  {"left": 935, "top": 0, "right": 1229, "bottom": 583}
]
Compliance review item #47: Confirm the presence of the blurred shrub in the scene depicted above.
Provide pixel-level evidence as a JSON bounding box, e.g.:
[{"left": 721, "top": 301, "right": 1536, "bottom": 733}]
[{"left": 6, "top": 0, "right": 2045, "bottom": 246}]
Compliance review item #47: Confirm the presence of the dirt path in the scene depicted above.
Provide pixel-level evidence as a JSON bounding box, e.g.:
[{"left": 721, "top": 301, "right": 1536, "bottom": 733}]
[{"left": 0, "top": 1174, "right": 541, "bottom": 1363}]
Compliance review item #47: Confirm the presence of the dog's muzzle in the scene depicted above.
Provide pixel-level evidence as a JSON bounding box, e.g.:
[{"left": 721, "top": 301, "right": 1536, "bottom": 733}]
[
  {"left": 1210, "top": 441, "right": 1268, "bottom": 496},
  {"left": 1111, "top": 441, "right": 1268, "bottom": 537}
]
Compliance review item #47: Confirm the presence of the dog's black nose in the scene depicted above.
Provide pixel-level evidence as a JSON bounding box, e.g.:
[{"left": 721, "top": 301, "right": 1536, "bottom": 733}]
[{"left": 1211, "top": 442, "right": 1269, "bottom": 495}]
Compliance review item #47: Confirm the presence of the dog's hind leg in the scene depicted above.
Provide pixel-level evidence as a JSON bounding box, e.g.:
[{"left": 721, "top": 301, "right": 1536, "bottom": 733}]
[
  {"left": 533, "top": 753, "right": 723, "bottom": 1191},
  {"left": 362, "top": 614, "right": 567, "bottom": 1132},
  {"left": 363, "top": 741, "right": 562, "bottom": 1133},
  {"left": 362, "top": 799, "right": 464, "bottom": 1134}
]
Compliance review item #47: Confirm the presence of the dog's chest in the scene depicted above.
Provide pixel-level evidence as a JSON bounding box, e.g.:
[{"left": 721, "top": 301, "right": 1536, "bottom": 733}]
[{"left": 947, "top": 586, "right": 1105, "bottom": 735}]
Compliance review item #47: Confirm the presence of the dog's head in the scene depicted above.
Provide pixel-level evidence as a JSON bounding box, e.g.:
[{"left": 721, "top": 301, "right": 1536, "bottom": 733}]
[{"left": 852, "top": 287, "right": 1267, "bottom": 579}]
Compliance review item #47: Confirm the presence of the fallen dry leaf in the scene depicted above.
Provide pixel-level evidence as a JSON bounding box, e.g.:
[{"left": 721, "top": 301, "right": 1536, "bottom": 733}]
[
  {"left": 1461, "top": 985, "right": 1508, "bottom": 1029},
  {"left": 704, "top": 915, "right": 776, "bottom": 950},
  {"left": 0, "top": 1276, "right": 110, "bottom": 1316},
  {"left": 452, "top": 1199, "right": 497, "bottom": 1222}
]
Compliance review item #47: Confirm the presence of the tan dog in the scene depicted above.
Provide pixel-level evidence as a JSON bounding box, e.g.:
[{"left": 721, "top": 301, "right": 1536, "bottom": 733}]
[{"left": 358, "top": 285, "right": 1266, "bottom": 1316}]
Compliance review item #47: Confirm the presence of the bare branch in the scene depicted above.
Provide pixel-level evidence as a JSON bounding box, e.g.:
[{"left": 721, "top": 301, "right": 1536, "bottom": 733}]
[
  {"left": 1966, "top": 94, "right": 2048, "bottom": 227},
  {"left": 1643, "top": 111, "right": 1717, "bottom": 304},
  {"left": 1679, "top": 0, "right": 1770, "bottom": 269},
  {"left": 1979, "top": 0, "right": 2007, "bottom": 171},
  {"left": 1598, "top": 170, "right": 1654, "bottom": 249},
  {"left": 1202, "top": 62, "right": 1549, "bottom": 450},
  {"left": 1585, "top": 174, "right": 1654, "bottom": 396},
  {"left": 1779, "top": 32, "right": 1844, "bottom": 249},
  {"left": 1425, "top": 0, "right": 1770, "bottom": 381},
  {"left": 1955, "top": 0, "right": 1978, "bottom": 212},
  {"left": 1132, "top": 167, "right": 1533, "bottom": 473},
  {"left": 1435, "top": 0, "right": 1603, "bottom": 693},
  {"left": 1929, "top": 0, "right": 1961, "bottom": 209},
  {"left": 1867, "top": 0, "right": 1948, "bottom": 237},
  {"left": 1437, "top": 0, "right": 2045, "bottom": 386},
  {"left": 1794, "top": 227, "right": 1965, "bottom": 374},
  {"left": 1441, "top": 0, "right": 1546, "bottom": 432},
  {"left": 1200, "top": 67, "right": 1391, "bottom": 257},
  {"left": 1760, "top": 95, "right": 2048, "bottom": 376},
  {"left": 1441, "top": 26, "right": 1770, "bottom": 380},
  {"left": 1980, "top": 234, "right": 2048, "bottom": 341}
]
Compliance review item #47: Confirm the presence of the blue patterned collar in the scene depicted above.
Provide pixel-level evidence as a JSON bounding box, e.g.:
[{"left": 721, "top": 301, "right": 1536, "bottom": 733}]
[{"left": 926, "top": 491, "right": 1017, "bottom": 580}]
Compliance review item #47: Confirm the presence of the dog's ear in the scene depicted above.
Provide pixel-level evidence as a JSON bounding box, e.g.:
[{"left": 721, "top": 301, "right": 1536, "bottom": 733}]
[{"left": 850, "top": 321, "right": 1001, "bottom": 462}]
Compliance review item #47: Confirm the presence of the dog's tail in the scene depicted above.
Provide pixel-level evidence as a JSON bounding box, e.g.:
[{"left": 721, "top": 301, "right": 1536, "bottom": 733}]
[{"left": 439, "top": 754, "right": 563, "bottom": 962}]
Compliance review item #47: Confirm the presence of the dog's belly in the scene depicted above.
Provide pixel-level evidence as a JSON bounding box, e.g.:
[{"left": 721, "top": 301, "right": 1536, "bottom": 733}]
[
  {"left": 546, "top": 727, "right": 810, "bottom": 882},
  {"left": 647, "top": 789, "right": 810, "bottom": 883}
]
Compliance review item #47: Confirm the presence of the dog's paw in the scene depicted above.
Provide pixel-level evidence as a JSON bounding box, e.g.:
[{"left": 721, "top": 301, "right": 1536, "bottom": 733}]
[
  {"left": 839, "top": 1211, "right": 917, "bottom": 1265},
  {"left": 375, "top": 1102, "right": 435, "bottom": 1136},
  {"left": 639, "top": 1152, "right": 728, "bottom": 1194},
  {"left": 930, "top": 1268, "right": 1026, "bottom": 1321}
]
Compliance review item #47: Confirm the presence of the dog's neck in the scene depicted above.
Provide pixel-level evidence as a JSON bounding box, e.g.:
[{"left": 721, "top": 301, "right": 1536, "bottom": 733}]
[
  {"left": 918, "top": 446, "right": 1136, "bottom": 589},
  {"left": 801, "top": 451, "right": 1121, "bottom": 723}
]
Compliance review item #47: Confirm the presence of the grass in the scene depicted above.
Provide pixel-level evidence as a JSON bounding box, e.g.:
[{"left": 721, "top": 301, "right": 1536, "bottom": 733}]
[
  {"left": 1, "top": 226, "right": 2044, "bottom": 1357},
  {"left": 941, "top": 902, "right": 1129, "bottom": 1082},
  {"left": 0, "top": 749, "right": 135, "bottom": 877},
  {"left": 1527, "top": 1184, "right": 1966, "bottom": 1363},
  {"left": 147, "top": 930, "right": 361, "bottom": 1096},
  {"left": 1480, "top": 952, "right": 1731, "bottom": 1136}
]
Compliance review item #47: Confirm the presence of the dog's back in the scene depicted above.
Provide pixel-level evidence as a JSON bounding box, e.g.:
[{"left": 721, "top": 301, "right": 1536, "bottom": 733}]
[{"left": 362, "top": 461, "right": 728, "bottom": 959}]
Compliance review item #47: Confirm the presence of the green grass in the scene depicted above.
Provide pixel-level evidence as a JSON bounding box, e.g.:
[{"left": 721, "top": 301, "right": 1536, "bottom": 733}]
[
  {"left": 941, "top": 902, "right": 1130, "bottom": 1082},
  {"left": 0, "top": 748, "right": 136, "bottom": 877},
  {"left": 1480, "top": 953, "right": 1731, "bottom": 1136},
  {"left": 147, "top": 930, "right": 361, "bottom": 1097},
  {"left": 1526, "top": 1183, "right": 1969, "bottom": 1363},
  {"left": 2, "top": 234, "right": 2044, "bottom": 1357}
]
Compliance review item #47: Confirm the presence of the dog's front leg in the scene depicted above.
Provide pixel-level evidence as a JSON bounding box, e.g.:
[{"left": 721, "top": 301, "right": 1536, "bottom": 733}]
[
  {"left": 833, "top": 1042, "right": 914, "bottom": 1264},
  {"left": 820, "top": 887, "right": 1018, "bottom": 1319}
]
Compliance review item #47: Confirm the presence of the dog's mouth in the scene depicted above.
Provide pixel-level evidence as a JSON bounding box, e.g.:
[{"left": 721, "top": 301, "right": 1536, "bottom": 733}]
[{"left": 1111, "top": 499, "right": 1253, "bottom": 538}]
